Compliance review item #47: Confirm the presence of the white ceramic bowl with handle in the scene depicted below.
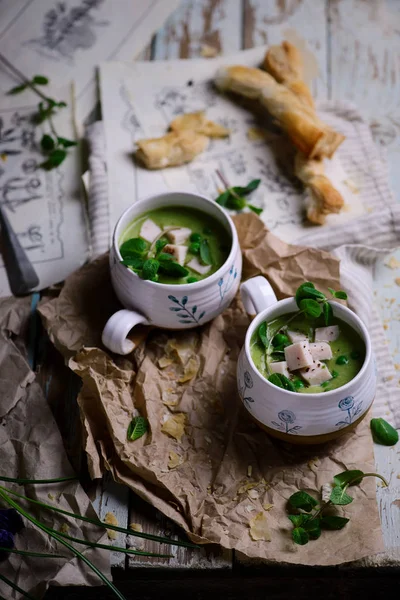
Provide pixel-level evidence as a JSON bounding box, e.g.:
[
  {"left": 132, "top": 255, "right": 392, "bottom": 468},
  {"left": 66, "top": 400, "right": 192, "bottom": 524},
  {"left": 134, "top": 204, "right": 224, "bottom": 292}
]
[
  {"left": 237, "top": 276, "right": 376, "bottom": 444},
  {"left": 102, "top": 192, "right": 242, "bottom": 355}
]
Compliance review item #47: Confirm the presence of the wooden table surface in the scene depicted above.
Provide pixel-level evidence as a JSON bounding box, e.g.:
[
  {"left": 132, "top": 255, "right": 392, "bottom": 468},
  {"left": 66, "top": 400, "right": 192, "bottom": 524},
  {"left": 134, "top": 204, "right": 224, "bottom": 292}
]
[{"left": 42, "top": 0, "right": 400, "bottom": 597}]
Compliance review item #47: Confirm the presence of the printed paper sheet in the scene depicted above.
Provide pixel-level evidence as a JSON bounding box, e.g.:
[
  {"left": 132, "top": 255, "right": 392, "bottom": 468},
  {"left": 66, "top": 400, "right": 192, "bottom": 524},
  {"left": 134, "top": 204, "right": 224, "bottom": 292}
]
[{"left": 99, "top": 47, "right": 366, "bottom": 243}]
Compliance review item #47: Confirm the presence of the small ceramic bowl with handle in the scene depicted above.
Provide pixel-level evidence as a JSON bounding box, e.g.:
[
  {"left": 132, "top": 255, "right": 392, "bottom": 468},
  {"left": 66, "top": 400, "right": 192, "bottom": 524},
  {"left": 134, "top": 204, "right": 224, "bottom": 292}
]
[
  {"left": 102, "top": 191, "right": 242, "bottom": 355},
  {"left": 237, "top": 276, "right": 376, "bottom": 444}
]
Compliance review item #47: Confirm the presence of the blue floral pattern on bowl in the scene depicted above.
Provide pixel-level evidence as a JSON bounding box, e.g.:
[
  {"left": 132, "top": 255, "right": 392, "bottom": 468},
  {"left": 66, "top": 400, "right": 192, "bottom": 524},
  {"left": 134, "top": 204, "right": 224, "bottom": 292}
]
[
  {"left": 168, "top": 295, "right": 205, "bottom": 324},
  {"left": 271, "top": 410, "right": 302, "bottom": 435},
  {"left": 239, "top": 369, "right": 255, "bottom": 409},
  {"left": 218, "top": 263, "right": 238, "bottom": 306},
  {"left": 335, "top": 396, "right": 363, "bottom": 428}
]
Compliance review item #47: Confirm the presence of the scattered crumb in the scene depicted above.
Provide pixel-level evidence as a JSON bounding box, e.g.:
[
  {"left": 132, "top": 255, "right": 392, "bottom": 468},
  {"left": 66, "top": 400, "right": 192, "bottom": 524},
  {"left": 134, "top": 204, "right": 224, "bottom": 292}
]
[
  {"left": 48, "top": 493, "right": 55, "bottom": 501},
  {"left": 200, "top": 44, "right": 219, "bottom": 58},
  {"left": 384, "top": 324, "right": 389, "bottom": 330},
  {"left": 245, "top": 504, "right": 256, "bottom": 513},
  {"left": 249, "top": 512, "right": 271, "bottom": 542},
  {"left": 385, "top": 256, "right": 400, "bottom": 269},
  {"left": 0, "top": 154, "right": 6, "bottom": 162},
  {"left": 168, "top": 450, "right": 184, "bottom": 469},
  {"left": 247, "top": 126, "right": 269, "bottom": 141},
  {"left": 161, "top": 413, "right": 186, "bottom": 442},
  {"left": 104, "top": 512, "right": 118, "bottom": 540},
  {"left": 129, "top": 523, "right": 143, "bottom": 533},
  {"left": 162, "top": 389, "right": 179, "bottom": 407},
  {"left": 385, "top": 375, "right": 394, "bottom": 381},
  {"left": 395, "top": 364, "right": 400, "bottom": 371},
  {"left": 204, "top": 435, "right": 212, "bottom": 444},
  {"left": 158, "top": 356, "right": 174, "bottom": 369},
  {"left": 248, "top": 489, "right": 259, "bottom": 499},
  {"left": 397, "top": 474, "right": 400, "bottom": 479},
  {"left": 307, "top": 457, "right": 319, "bottom": 470},
  {"left": 59, "top": 523, "right": 70, "bottom": 534},
  {"left": 178, "top": 357, "right": 199, "bottom": 383},
  {"left": 238, "top": 481, "right": 258, "bottom": 494},
  {"left": 396, "top": 278, "right": 400, "bottom": 287},
  {"left": 263, "top": 503, "right": 274, "bottom": 511},
  {"left": 247, "top": 465, "right": 253, "bottom": 478},
  {"left": 343, "top": 179, "right": 359, "bottom": 194}
]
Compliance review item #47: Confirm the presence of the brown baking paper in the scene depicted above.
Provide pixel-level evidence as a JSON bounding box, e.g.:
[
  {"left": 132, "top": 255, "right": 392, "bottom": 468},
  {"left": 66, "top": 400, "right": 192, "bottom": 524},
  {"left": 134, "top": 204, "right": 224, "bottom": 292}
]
[
  {"left": 39, "top": 213, "right": 384, "bottom": 565},
  {"left": 0, "top": 297, "right": 109, "bottom": 599}
]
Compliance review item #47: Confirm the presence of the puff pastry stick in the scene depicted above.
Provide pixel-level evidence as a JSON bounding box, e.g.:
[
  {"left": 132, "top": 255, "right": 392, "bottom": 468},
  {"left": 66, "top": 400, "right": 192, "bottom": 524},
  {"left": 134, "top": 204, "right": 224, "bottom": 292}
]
[
  {"left": 294, "top": 153, "right": 344, "bottom": 225},
  {"left": 169, "top": 111, "right": 230, "bottom": 138},
  {"left": 263, "top": 41, "right": 315, "bottom": 109},
  {"left": 215, "top": 65, "right": 342, "bottom": 159},
  {"left": 264, "top": 42, "right": 345, "bottom": 223},
  {"left": 135, "top": 130, "right": 209, "bottom": 169}
]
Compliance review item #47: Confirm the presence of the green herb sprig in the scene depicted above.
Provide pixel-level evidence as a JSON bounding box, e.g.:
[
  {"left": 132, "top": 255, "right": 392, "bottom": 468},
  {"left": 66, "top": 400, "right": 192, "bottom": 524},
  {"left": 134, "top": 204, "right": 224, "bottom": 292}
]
[
  {"left": 0, "top": 53, "right": 76, "bottom": 170},
  {"left": 215, "top": 169, "right": 263, "bottom": 215},
  {"left": 287, "top": 469, "right": 387, "bottom": 545},
  {"left": 370, "top": 418, "right": 399, "bottom": 446},
  {"left": 127, "top": 416, "right": 149, "bottom": 441},
  {"left": 258, "top": 281, "right": 348, "bottom": 389},
  {"left": 0, "top": 476, "right": 198, "bottom": 600}
]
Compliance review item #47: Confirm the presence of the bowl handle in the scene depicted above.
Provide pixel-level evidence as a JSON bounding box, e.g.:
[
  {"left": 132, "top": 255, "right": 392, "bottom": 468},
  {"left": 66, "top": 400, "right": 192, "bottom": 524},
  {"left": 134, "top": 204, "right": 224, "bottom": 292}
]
[
  {"left": 102, "top": 309, "right": 148, "bottom": 355},
  {"left": 240, "top": 276, "right": 277, "bottom": 316}
]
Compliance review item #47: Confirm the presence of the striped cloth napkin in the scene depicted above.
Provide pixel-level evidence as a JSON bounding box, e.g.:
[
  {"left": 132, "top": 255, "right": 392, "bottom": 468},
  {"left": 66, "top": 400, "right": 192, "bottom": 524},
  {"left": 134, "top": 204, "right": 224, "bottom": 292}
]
[{"left": 85, "top": 102, "right": 400, "bottom": 426}]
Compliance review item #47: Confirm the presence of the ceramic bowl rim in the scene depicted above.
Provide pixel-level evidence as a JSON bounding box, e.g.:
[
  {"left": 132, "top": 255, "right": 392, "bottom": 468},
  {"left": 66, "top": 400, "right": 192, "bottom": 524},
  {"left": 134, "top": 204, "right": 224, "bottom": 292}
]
[
  {"left": 112, "top": 191, "right": 239, "bottom": 291},
  {"left": 243, "top": 298, "right": 372, "bottom": 400}
]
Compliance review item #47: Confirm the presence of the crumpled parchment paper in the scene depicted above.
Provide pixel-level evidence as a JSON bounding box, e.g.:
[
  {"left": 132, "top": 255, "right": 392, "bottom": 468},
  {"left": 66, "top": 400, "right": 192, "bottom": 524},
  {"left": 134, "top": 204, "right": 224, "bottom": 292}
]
[
  {"left": 0, "top": 296, "right": 109, "bottom": 599},
  {"left": 39, "top": 213, "right": 383, "bottom": 565}
]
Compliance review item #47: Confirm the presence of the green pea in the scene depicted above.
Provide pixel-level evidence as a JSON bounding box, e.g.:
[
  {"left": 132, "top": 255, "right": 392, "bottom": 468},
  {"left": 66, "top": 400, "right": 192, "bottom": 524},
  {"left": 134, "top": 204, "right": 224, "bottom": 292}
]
[
  {"left": 321, "top": 381, "right": 330, "bottom": 388},
  {"left": 190, "top": 233, "right": 201, "bottom": 243},
  {"left": 187, "top": 277, "right": 198, "bottom": 283},
  {"left": 188, "top": 242, "right": 200, "bottom": 254},
  {"left": 332, "top": 370, "right": 339, "bottom": 378},
  {"left": 293, "top": 379, "right": 305, "bottom": 390},
  {"left": 350, "top": 350, "right": 360, "bottom": 360},
  {"left": 272, "top": 333, "right": 290, "bottom": 348},
  {"left": 336, "top": 355, "right": 348, "bottom": 365}
]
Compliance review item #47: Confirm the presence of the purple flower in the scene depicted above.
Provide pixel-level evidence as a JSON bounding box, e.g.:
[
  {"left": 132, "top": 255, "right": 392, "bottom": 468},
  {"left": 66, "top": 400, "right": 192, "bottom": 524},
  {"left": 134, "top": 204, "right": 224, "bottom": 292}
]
[{"left": 0, "top": 509, "right": 24, "bottom": 562}]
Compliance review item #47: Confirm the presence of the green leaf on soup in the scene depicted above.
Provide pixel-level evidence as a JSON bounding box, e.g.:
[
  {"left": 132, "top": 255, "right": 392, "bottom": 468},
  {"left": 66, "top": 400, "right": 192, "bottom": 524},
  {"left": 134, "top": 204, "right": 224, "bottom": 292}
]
[
  {"left": 158, "top": 260, "right": 189, "bottom": 278},
  {"left": 157, "top": 252, "right": 174, "bottom": 262},
  {"left": 370, "top": 418, "right": 399, "bottom": 446},
  {"left": 142, "top": 259, "right": 159, "bottom": 280},
  {"left": 288, "top": 491, "right": 318, "bottom": 512},
  {"left": 200, "top": 239, "right": 213, "bottom": 265},
  {"left": 127, "top": 416, "right": 148, "bottom": 441},
  {"left": 268, "top": 373, "right": 296, "bottom": 392},
  {"left": 295, "top": 282, "right": 325, "bottom": 308},
  {"left": 323, "top": 302, "right": 333, "bottom": 326},
  {"left": 320, "top": 516, "right": 349, "bottom": 530},
  {"left": 155, "top": 238, "right": 168, "bottom": 254},
  {"left": 121, "top": 256, "right": 145, "bottom": 270},
  {"left": 299, "top": 298, "right": 322, "bottom": 318},
  {"left": 258, "top": 322, "right": 268, "bottom": 348},
  {"left": 120, "top": 238, "right": 148, "bottom": 258}
]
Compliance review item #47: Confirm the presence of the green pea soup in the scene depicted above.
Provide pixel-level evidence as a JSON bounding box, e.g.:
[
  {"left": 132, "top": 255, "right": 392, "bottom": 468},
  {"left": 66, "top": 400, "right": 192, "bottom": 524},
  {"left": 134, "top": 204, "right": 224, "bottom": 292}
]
[
  {"left": 120, "top": 206, "right": 231, "bottom": 284},
  {"left": 250, "top": 312, "right": 365, "bottom": 394}
]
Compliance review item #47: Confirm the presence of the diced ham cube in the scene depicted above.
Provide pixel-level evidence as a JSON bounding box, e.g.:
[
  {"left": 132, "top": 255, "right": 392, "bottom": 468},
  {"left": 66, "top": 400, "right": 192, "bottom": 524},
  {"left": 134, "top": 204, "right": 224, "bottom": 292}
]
[
  {"left": 270, "top": 361, "right": 290, "bottom": 378},
  {"left": 166, "top": 227, "right": 192, "bottom": 245},
  {"left": 284, "top": 341, "right": 314, "bottom": 371},
  {"left": 187, "top": 257, "right": 212, "bottom": 275},
  {"left": 164, "top": 244, "right": 188, "bottom": 265},
  {"left": 300, "top": 360, "right": 332, "bottom": 386},
  {"left": 310, "top": 342, "right": 332, "bottom": 361},
  {"left": 140, "top": 219, "right": 162, "bottom": 243},
  {"left": 287, "top": 330, "right": 308, "bottom": 344},
  {"left": 315, "top": 325, "right": 340, "bottom": 343}
]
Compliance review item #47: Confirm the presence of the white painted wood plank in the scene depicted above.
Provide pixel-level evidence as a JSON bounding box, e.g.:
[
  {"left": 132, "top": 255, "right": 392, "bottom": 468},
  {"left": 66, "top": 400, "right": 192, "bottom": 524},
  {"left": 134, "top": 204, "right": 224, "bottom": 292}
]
[
  {"left": 329, "top": 0, "right": 400, "bottom": 201},
  {"left": 92, "top": 473, "right": 130, "bottom": 568},
  {"left": 243, "top": 0, "right": 329, "bottom": 101},
  {"left": 152, "top": 0, "right": 243, "bottom": 59}
]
